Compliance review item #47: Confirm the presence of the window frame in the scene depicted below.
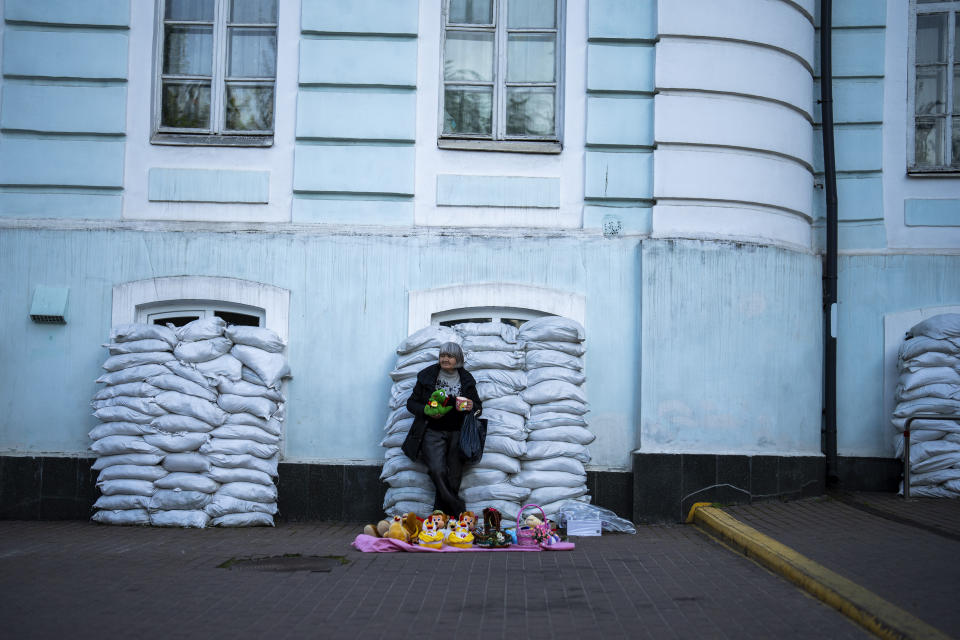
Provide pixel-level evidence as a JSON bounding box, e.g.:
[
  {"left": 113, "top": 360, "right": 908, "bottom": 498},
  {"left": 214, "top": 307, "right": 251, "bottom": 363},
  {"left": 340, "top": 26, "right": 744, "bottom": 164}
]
[
  {"left": 433, "top": 306, "right": 549, "bottom": 328},
  {"left": 140, "top": 300, "right": 265, "bottom": 327},
  {"left": 151, "top": 0, "right": 278, "bottom": 147},
  {"left": 907, "top": 0, "right": 960, "bottom": 174},
  {"left": 437, "top": 0, "right": 565, "bottom": 153}
]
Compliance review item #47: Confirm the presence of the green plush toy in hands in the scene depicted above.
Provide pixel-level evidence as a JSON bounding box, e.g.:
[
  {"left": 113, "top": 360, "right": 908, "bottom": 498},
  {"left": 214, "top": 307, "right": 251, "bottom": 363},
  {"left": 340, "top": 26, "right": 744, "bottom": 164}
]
[{"left": 424, "top": 389, "right": 453, "bottom": 417}]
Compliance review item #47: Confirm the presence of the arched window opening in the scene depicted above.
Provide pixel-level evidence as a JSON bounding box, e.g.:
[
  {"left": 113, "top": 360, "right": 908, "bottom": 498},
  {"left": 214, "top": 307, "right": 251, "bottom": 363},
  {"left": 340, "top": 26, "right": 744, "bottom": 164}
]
[
  {"left": 433, "top": 305, "right": 550, "bottom": 329},
  {"left": 139, "top": 300, "right": 264, "bottom": 328}
]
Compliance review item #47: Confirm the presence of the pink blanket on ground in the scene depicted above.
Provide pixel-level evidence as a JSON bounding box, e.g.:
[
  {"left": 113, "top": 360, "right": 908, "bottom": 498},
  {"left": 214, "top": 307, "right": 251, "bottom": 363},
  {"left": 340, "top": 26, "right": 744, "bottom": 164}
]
[{"left": 351, "top": 534, "right": 574, "bottom": 553}]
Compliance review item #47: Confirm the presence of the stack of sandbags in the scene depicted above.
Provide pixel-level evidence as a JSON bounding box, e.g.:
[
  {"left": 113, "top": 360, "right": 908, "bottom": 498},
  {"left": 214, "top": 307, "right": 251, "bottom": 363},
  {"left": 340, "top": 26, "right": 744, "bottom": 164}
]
[
  {"left": 380, "top": 325, "right": 459, "bottom": 516},
  {"left": 514, "top": 317, "right": 593, "bottom": 517},
  {"left": 91, "top": 319, "right": 290, "bottom": 527},
  {"left": 893, "top": 313, "right": 960, "bottom": 497},
  {"left": 457, "top": 322, "right": 531, "bottom": 521}
]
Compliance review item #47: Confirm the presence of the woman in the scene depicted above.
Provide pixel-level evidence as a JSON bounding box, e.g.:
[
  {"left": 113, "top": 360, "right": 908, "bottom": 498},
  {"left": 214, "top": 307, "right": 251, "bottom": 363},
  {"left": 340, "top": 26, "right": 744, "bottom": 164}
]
[{"left": 401, "top": 342, "right": 482, "bottom": 516}]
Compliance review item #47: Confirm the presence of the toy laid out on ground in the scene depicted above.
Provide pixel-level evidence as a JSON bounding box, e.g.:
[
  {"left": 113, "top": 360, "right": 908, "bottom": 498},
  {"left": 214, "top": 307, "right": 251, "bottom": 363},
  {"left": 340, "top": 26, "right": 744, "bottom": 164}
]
[
  {"left": 89, "top": 319, "right": 292, "bottom": 528},
  {"left": 353, "top": 506, "right": 574, "bottom": 552}
]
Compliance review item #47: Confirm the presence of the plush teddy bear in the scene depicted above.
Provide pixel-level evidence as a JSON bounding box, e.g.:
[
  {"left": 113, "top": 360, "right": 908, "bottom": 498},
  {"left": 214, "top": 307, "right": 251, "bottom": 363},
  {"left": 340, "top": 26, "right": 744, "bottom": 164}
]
[
  {"left": 363, "top": 517, "right": 392, "bottom": 538},
  {"left": 383, "top": 515, "right": 409, "bottom": 542},
  {"left": 423, "top": 389, "right": 453, "bottom": 418},
  {"left": 458, "top": 510, "right": 477, "bottom": 532}
]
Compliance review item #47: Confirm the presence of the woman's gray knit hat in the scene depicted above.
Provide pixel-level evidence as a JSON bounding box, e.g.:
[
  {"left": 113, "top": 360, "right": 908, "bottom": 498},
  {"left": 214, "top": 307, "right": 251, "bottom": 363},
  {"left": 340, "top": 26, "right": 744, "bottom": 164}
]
[{"left": 438, "top": 341, "right": 464, "bottom": 366}]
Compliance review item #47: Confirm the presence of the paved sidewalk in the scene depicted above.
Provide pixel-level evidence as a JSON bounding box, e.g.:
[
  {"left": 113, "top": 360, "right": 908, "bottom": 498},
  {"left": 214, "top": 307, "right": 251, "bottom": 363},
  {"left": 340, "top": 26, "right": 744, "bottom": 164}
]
[
  {"left": 723, "top": 492, "right": 960, "bottom": 638},
  {"left": 0, "top": 519, "right": 867, "bottom": 640}
]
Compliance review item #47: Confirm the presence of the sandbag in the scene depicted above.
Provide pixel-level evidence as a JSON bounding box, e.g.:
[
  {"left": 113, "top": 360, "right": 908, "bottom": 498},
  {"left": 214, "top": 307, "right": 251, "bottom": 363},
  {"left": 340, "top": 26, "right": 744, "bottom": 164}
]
[
  {"left": 102, "top": 351, "right": 174, "bottom": 372},
  {"left": 92, "top": 381, "right": 162, "bottom": 400},
  {"left": 471, "top": 369, "right": 526, "bottom": 392},
  {"left": 383, "top": 486, "right": 434, "bottom": 509},
  {"left": 396, "top": 325, "right": 459, "bottom": 355},
  {"left": 176, "top": 316, "right": 226, "bottom": 342},
  {"left": 527, "top": 413, "right": 589, "bottom": 430},
  {"left": 97, "top": 464, "right": 167, "bottom": 482},
  {"left": 224, "top": 325, "right": 285, "bottom": 353},
  {"left": 231, "top": 345, "right": 291, "bottom": 388},
  {"left": 224, "top": 411, "right": 268, "bottom": 427},
  {"left": 89, "top": 422, "right": 158, "bottom": 440},
  {"left": 382, "top": 469, "right": 435, "bottom": 491},
  {"left": 460, "top": 482, "right": 531, "bottom": 503},
  {"left": 91, "top": 396, "right": 166, "bottom": 417},
  {"left": 154, "top": 391, "right": 227, "bottom": 426},
  {"left": 174, "top": 337, "right": 233, "bottom": 363},
  {"left": 151, "top": 414, "right": 214, "bottom": 433},
  {"left": 522, "top": 441, "right": 591, "bottom": 463},
  {"left": 92, "top": 508, "right": 150, "bottom": 525},
  {"left": 465, "top": 351, "right": 524, "bottom": 370},
  {"left": 205, "top": 494, "right": 277, "bottom": 518},
  {"left": 217, "top": 481, "right": 278, "bottom": 503},
  {"left": 525, "top": 341, "right": 586, "bottom": 357},
  {"left": 899, "top": 336, "right": 960, "bottom": 361},
  {"left": 530, "top": 400, "right": 590, "bottom": 416},
  {"left": 390, "top": 363, "right": 426, "bottom": 382},
  {"left": 149, "top": 489, "right": 211, "bottom": 511},
  {"left": 380, "top": 431, "right": 407, "bottom": 448},
  {"left": 110, "top": 323, "right": 177, "bottom": 346},
  {"left": 462, "top": 335, "right": 517, "bottom": 352},
  {"left": 901, "top": 351, "right": 960, "bottom": 369},
  {"left": 465, "top": 500, "right": 521, "bottom": 522},
  {"left": 200, "top": 438, "right": 278, "bottom": 459},
  {"left": 380, "top": 455, "right": 427, "bottom": 480},
  {"left": 217, "top": 394, "right": 277, "bottom": 419},
  {"left": 163, "top": 452, "right": 211, "bottom": 473},
  {"left": 91, "top": 453, "right": 164, "bottom": 470},
  {"left": 455, "top": 321, "right": 518, "bottom": 342},
  {"left": 91, "top": 435, "right": 162, "bottom": 456},
  {"left": 211, "top": 512, "right": 275, "bottom": 527},
  {"left": 93, "top": 405, "right": 157, "bottom": 425},
  {"left": 528, "top": 485, "right": 588, "bottom": 505},
  {"left": 218, "top": 379, "right": 283, "bottom": 402},
  {"left": 385, "top": 407, "right": 414, "bottom": 430},
  {"left": 97, "top": 479, "right": 156, "bottom": 496},
  {"left": 472, "top": 452, "right": 521, "bottom": 474},
  {"left": 165, "top": 361, "right": 216, "bottom": 389},
  {"left": 204, "top": 453, "right": 278, "bottom": 477},
  {"left": 526, "top": 366, "right": 586, "bottom": 387},
  {"left": 510, "top": 470, "right": 586, "bottom": 489},
  {"left": 524, "top": 350, "right": 583, "bottom": 371},
  {"left": 482, "top": 395, "right": 530, "bottom": 417},
  {"left": 896, "top": 383, "right": 960, "bottom": 402},
  {"left": 147, "top": 374, "right": 218, "bottom": 402},
  {"left": 385, "top": 501, "right": 435, "bottom": 518},
  {"left": 485, "top": 421, "right": 526, "bottom": 441},
  {"left": 96, "top": 364, "right": 171, "bottom": 386},
  {"left": 517, "top": 316, "right": 584, "bottom": 342},
  {"left": 150, "top": 510, "right": 210, "bottom": 528},
  {"left": 395, "top": 348, "right": 439, "bottom": 370},
  {"left": 241, "top": 366, "right": 270, "bottom": 386},
  {"left": 104, "top": 338, "right": 173, "bottom": 355},
  {"left": 459, "top": 468, "right": 508, "bottom": 489},
  {"left": 195, "top": 353, "right": 243, "bottom": 382},
  {"left": 520, "top": 456, "right": 586, "bottom": 475},
  {"left": 908, "top": 313, "right": 960, "bottom": 340},
  {"left": 899, "top": 367, "right": 960, "bottom": 391},
  {"left": 207, "top": 465, "right": 274, "bottom": 486},
  {"left": 526, "top": 425, "right": 595, "bottom": 445},
  {"left": 481, "top": 408, "right": 525, "bottom": 429},
  {"left": 154, "top": 472, "right": 219, "bottom": 493},
  {"left": 93, "top": 494, "right": 150, "bottom": 510},
  {"left": 482, "top": 435, "right": 526, "bottom": 458},
  {"left": 522, "top": 380, "right": 587, "bottom": 405},
  {"left": 209, "top": 425, "right": 279, "bottom": 445}
]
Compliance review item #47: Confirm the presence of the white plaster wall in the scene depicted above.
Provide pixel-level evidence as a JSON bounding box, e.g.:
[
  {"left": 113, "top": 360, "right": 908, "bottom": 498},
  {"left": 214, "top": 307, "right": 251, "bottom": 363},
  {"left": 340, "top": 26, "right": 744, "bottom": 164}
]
[
  {"left": 881, "top": 0, "right": 960, "bottom": 250},
  {"left": 121, "top": 0, "right": 298, "bottom": 222},
  {"left": 412, "top": 0, "right": 586, "bottom": 228}
]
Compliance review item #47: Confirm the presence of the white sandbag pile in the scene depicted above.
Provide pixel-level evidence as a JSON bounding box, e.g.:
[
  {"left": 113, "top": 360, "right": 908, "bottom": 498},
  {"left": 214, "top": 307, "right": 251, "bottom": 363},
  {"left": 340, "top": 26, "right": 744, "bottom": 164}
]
[
  {"left": 515, "top": 317, "right": 592, "bottom": 517},
  {"left": 893, "top": 313, "right": 960, "bottom": 497},
  {"left": 380, "top": 317, "right": 592, "bottom": 522},
  {"left": 90, "top": 319, "right": 291, "bottom": 527}
]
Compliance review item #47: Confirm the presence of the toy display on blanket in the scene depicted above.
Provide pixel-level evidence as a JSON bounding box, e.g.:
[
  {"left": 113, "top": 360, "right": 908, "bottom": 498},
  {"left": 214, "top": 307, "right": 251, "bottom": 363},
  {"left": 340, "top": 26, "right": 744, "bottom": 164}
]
[
  {"left": 363, "top": 513, "right": 421, "bottom": 542},
  {"left": 423, "top": 390, "right": 453, "bottom": 417}
]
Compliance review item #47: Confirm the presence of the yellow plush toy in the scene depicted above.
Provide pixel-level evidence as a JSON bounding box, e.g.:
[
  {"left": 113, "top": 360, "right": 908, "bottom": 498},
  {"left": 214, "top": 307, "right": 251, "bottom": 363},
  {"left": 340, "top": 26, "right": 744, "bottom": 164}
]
[{"left": 418, "top": 518, "right": 445, "bottom": 549}]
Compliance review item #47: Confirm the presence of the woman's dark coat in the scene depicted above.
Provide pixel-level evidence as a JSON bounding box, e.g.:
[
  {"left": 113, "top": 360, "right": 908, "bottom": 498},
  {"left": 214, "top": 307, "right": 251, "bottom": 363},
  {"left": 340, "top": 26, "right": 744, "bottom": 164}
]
[{"left": 401, "top": 363, "right": 482, "bottom": 461}]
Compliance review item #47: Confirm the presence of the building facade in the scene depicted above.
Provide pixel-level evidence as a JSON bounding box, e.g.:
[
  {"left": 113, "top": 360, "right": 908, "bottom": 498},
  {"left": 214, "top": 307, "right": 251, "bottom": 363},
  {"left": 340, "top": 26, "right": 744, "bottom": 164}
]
[{"left": 0, "top": 0, "right": 958, "bottom": 522}]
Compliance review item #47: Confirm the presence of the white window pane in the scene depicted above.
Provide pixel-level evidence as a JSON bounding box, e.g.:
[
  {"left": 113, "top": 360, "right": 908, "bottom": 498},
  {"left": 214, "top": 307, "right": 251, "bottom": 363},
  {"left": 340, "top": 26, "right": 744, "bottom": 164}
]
[
  {"left": 508, "top": 0, "right": 555, "bottom": 28},
  {"left": 225, "top": 85, "right": 274, "bottom": 130},
  {"left": 166, "top": 0, "right": 214, "bottom": 21},
  {"left": 954, "top": 118, "right": 960, "bottom": 165},
  {"left": 449, "top": 0, "right": 493, "bottom": 24},
  {"left": 916, "top": 14, "right": 947, "bottom": 64},
  {"left": 915, "top": 117, "right": 944, "bottom": 166},
  {"left": 955, "top": 66, "right": 960, "bottom": 113},
  {"left": 444, "top": 32, "right": 494, "bottom": 81},
  {"left": 956, "top": 15, "right": 960, "bottom": 62},
  {"left": 444, "top": 86, "right": 493, "bottom": 134},
  {"left": 228, "top": 28, "right": 277, "bottom": 77},
  {"left": 161, "top": 82, "right": 211, "bottom": 129},
  {"left": 506, "top": 87, "right": 554, "bottom": 136},
  {"left": 164, "top": 25, "right": 213, "bottom": 76},
  {"left": 230, "top": 0, "right": 277, "bottom": 23},
  {"left": 507, "top": 33, "right": 555, "bottom": 82},
  {"left": 916, "top": 67, "right": 945, "bottom": 114}
]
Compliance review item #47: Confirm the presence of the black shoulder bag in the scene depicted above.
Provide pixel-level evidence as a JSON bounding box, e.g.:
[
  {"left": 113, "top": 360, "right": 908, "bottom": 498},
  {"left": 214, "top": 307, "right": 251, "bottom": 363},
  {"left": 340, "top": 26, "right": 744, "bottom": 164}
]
[{"left": 459, "top": 411, "right": 487, "bottom": 464}]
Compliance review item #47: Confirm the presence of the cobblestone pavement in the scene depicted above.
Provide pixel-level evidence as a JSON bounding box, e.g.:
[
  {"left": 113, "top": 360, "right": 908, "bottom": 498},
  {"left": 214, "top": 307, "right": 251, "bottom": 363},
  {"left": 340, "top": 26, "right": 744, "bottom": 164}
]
[
  {"left": 725, "top": 492, "right": 960, "bottom": 638},
  {"left": 0, "top": 519, "right": 868, "bottom": 640}
]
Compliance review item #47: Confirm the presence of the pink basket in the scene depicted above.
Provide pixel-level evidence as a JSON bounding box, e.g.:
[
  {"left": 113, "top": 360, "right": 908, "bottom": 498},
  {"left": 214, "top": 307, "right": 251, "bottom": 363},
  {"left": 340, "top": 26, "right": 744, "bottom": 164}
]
[{"left": 516, "top": 503, "right": 547, "bottom": 547}]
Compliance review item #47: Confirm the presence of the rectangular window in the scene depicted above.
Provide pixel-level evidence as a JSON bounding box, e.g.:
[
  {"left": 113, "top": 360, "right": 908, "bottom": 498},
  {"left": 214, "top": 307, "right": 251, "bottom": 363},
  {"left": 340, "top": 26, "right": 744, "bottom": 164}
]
[
  {"left": 154, "top": 0, "right": 278, "bottom": 146},
  {"left": 910, "top": 0, "right": 960, "bottom": 172},
  {"left": 440, "top": 0, "right": 563, "bottom": 152}
]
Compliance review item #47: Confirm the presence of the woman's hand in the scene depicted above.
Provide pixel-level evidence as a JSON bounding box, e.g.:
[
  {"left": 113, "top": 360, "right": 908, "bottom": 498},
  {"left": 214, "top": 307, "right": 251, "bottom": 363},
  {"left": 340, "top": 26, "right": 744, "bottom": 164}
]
[{"left": 455, "top": 397, "right": 473, "bottom": 412}]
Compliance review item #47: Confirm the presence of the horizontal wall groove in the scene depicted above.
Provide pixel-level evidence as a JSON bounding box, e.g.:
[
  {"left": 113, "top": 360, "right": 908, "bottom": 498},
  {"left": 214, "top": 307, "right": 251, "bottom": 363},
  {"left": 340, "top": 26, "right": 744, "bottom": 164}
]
[
  {"left": 656, "top": 197, "right": 812, "bottom": 222},
  {"left": 584, "top": 198, "right": 655, "bottom": 206},
  {"left": 292, "top": 190, "right": 414, "bottom": 198},
  {"left": 658, "top": 34, "right": 814, "bottom": 75},
  {"left": 1, "top": 129, "right": 124, "bottom": 139},
  {"left": 292, "top": 193, "right": 411, "bottom": 202},
  {"left": 585, "top": 144, "right": 655, "bottom": 152},
  {"left": 2, "top": 74, "right": 127, "bottom": 83},
  {"left": 298, "top": 82, "right": 416, "bottom": 90},
  {"left": 0, "top": 184, "right": 122, "bottom": 192},
  {"left": 2, "top": 22, "right": 129, "bottom": 32},
  {"left": 655, "top": 141, "right": 814, "bottom": 174},
  {"left": 300, "top": 32, "right": 416, "bottom": 41},
  {"left": 294, "top": 139, "right": 414, "bottom": 147},
  {"left": 586, "top": 89, "right": 656, "bottom": 97},
  {"left": 587, "top": 37, "right": 658, "bottom": 45},
  {"left": 655, "top": 88, "right": 813, "bottom": 122}
]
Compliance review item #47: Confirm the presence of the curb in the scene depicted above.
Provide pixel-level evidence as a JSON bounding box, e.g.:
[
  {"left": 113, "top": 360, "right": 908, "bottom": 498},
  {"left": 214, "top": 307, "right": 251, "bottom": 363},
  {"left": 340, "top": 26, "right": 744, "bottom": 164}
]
[{"left": 687, "top": 503, "right": 951, "bottom": 640}]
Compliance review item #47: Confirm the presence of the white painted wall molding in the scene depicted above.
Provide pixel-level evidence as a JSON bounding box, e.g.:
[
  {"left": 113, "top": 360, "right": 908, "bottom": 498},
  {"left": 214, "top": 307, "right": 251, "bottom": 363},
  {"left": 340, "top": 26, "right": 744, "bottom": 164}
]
[
  {"left": 407, "top": 282, "right": 586, "bottom": 332},
  {"left": 651, "top": 202, "right": 813, "bottom": 251},
  {"left": 112, "top": 276, "right": 291, "bottom": 340}
]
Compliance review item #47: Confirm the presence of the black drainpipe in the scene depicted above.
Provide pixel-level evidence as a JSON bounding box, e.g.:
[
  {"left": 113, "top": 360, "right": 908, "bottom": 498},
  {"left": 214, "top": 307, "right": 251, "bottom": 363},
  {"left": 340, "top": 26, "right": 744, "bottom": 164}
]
[{"left": 820, "top": 0, "right": 839, "bottom": 486}]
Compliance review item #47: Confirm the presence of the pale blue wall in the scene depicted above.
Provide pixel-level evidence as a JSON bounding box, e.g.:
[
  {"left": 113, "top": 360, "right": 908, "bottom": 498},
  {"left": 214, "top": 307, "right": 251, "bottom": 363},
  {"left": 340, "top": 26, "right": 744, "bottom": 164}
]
[
  {"left": 0, "top": 1, "right": 128, "bottom": 219},
  {"left": 0, "top": 228, "right": 641, "bottom": 469},
  {"left": 640, "top": 239, "right": 823, "bottom": 456}
]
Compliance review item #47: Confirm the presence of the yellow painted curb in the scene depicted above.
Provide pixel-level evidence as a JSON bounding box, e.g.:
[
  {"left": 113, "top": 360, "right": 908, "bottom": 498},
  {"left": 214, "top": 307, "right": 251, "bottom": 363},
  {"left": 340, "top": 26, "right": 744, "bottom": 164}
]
[{"left": 689, "top": 504, "right": 951, "bottom": 640}]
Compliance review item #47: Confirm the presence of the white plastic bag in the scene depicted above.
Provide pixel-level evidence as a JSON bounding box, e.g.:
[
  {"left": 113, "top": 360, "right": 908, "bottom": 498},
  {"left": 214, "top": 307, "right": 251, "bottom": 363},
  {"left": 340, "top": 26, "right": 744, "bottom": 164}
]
[
  {"left": 143, "top": 432, "right": 209, "bottom": 453},
  {"left": 460, "top": 482, "right": 531, "bottom": 503},
  {"left": 92, "top": 381, "right": 162, "bottom": 401},
  {"left": 217, "top": 378, "right": 283, "bottom": 401},
  {"left": 204, "top": 453, "right": 278, "bottom": 477}
]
